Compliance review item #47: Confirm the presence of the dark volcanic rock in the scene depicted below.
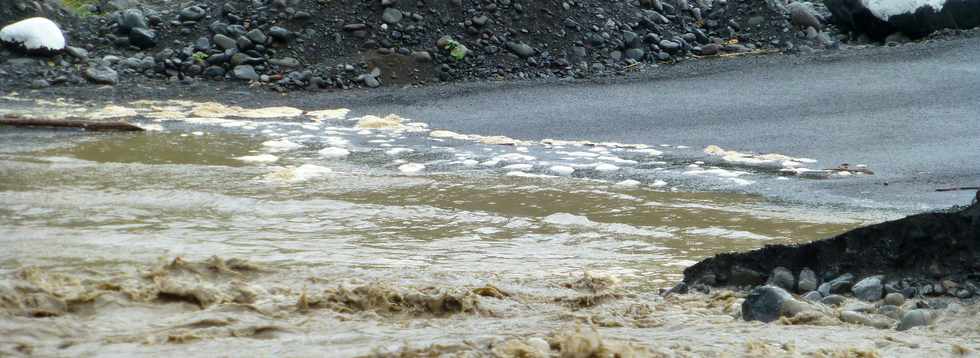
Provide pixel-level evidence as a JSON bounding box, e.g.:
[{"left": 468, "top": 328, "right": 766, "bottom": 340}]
[
  {"left": 826, "top": 0, "right": 980, "bottom": 39},
  {"left": 683, "top": 193, "right": 980, "bottom": 287}
]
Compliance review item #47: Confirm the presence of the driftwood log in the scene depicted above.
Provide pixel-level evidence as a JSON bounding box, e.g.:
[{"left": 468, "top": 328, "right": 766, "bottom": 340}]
[{"left": 0, "top": 116, "right": 144, "bottom": 132}]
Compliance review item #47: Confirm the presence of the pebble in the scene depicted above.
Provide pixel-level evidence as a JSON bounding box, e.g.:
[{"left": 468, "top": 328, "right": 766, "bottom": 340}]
[
  {"left": 213, "top": 34, "right": 236, "bottom": 50},
  {"left": 767, "top": 267, "right": 795, "bottom": 291},
  {"left": 852, "top": 275, "right": 884, "bottom": 302},
  {"left": 382, "top": 8, "right": 403, "bottom": 24},
  {"left": 233, "top": 65, "right": 259, "bottom": 81},
  {"left": 179, "top": 6, "right": 207, "bottom": 21},
  {"left": 84, "top": 64, "right": 119, "bottom": 84},
  {"left": 884, "top": 292, "right": 905, "bottom": 306},
  {"left": 506, "top": 42, "right": 535, "bottom": 58},
  {"left": 897, "top": 309, "right": 933, "bottom": 331},
  {"left": 798, "top": 268, "right": 818, "bottom": 292}
]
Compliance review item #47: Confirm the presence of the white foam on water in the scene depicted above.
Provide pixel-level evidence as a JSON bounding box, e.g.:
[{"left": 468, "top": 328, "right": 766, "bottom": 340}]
[
  {"left": 505, "top": 171, "right": 556, "bottom": 178},
  {"left": 318, "top": 147, "right": 350, "bottom": 158},
  {"left": 549, "top": 165, "right": 575, "bottom": 176},
  {"left": 235, "top": 154, "right": 279, "bottom": 163},
  {"left": 398, "top": 163, "right": 426, "bottom": 173},
  {"left": 614, "top": 180, "right": 641, "bottom": 187},
  {"left": 385, "top": 148, "right": 413, "bottom": 156},
  {"left": 306, "top": 108, "right": 351, "bottom": 121},
  {"left": 263, "top": 164, "right": 333, "bottom": 182},
  {"left": 685, "top": 227, "right": 774, "bottom": 240},
  {"left": 594, "top": 163, "right": 620, "bottom": 172},
  {"left": 461, "top": 160, "right": 479, "bottom": 167},
  {"left": 261, "top": 138, "right": 303, "bottom": 152},
  {"left": 650, "top": 180, "right": 668, "bottom": 187}
]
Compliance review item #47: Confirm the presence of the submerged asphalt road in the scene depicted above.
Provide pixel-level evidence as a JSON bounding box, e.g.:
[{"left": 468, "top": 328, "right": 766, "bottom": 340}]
[{"left": 354, "top": 37, "right": 980, "bottom": 213}]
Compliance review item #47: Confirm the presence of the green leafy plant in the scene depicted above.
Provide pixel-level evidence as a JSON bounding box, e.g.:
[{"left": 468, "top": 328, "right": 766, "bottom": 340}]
[
  {"left": 444, "top": 40, "right": 468, "bottom": 61},
  {"left": 191, "top": 52, "right": 209, "bottom": 64}
]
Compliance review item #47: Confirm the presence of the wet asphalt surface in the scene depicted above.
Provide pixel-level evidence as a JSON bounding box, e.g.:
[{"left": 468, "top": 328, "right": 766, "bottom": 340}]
[{"left": 7, "top": 35, "right": 979, "bottom": 213}]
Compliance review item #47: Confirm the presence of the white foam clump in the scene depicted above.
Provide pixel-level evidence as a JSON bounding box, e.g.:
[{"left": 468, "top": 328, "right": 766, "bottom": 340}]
[
  {"left": 650, "top": 180, "right": 668, "bottom": 187},
  {"left": 542, "top": 213, "right": 594, "bottom": 226},
  {"left": 235, "top": 154, "right": 279, "bottom": 163},
  {"left": 685, "top": 227, "right": 773, "bottom": 240},
  {"left": 0, "top": 17, "right": 66, "bottom": 51},
  {"left": 306, "top": 108, "right": 351, "bottom": 121},
  {"left": 398, "top": 163, "right": 425, "bottom": 173},
  {"left": 549, "top": 165, "right": 575, "bottom": 176},
  {"left": 318, "top": 147, "right": 350, "bottom": 158},
  {"left": 506, "top": 171, "right": 556, "bottom": 178},
  {"left": 385, "top": 148, "right": 413, "bottom": 156},
  {"left": 262, "top": 138, "right": 303, "bottom": 151},
  {"left": 594, "top": 163, "right": 620, "bottom": 172},
  {"left": 704, "top": 145, "right": 816, "bottom": 166},
  {"left": 614, "top": 180, "right": 641, "bottom": 187},
  {"left": 863, "top": 0, "right": 946, "bottom": 19},
  {"left": 264, "top": 164, "right": 333, "bottom": 182}
]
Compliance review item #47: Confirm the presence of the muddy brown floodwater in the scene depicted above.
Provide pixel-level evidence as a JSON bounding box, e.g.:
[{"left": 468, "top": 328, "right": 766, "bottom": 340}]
[{"left": 1, "top": 97, "right": 977, "bottom": 357}]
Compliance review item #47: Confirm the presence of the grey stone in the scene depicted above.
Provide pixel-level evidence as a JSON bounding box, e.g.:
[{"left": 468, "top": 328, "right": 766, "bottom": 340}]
[
  {"left": 233, "top": 65, "right": 259, "bottom": 81},
  {"left": 747, "top": 16, "right": 765, "bottom": 27},
  {"left": 268, "top": 27, "right": 290, "bottom": 41},
  {"left": 363, "top": 75, "right": 380, "bottom": 88},
  {"left": 66, "top": 46, "right": 89, "bottom": 61},
  {"left": 246, "top": 29, "right": 267, "bottom": 45},
  {"left": 852, "top": 276, "right": 884, "bottom": 302},
  {"left": 820, "top": 294, "right": 847, "bottom": 306},
  {"left": 801, "top": 291, "right": 823, "bottom": 302},
  {"left": 129, "top": 28, "right": 157, "bottom": 49},
  {"left": 779, "top": 298, "right": 812, "bottom": 318},
  {"left": 119, "top": 9, "right": 148, "bottom": 31},
  {"left": 270, "top": 57, "right": 300, "bottom": 67},
  {"left": 797, "top": 268, "right": 819, "bottom": 292},
  {"left": 472, "top": 15, "right": 489, "bottom": 27},
  {"left": 787, "top": 2, "right": 822, "bottom": 30},
  {"left": 697, "top": 43, "right": 721, "bottom": 56},
  {"left": 767, "top": 267, "right": 795, "bottom": 291},
  {"left": 84, "top": 65, "right": 119, "bottom": 85},
  {"left": 236, "top": 36, "right": 253, "bottom": 50},
  {"left": 884, "top": 292, "right": 905, "bottom": 306},
  {"left": 897, "top": 309, "right": 933, "bottom": 331},
  {"left": 624, "top": 48, "right": 645, "bottom": 60},
  {"left": 826, "top": 273, "right": 855, "bottom": 295},
  {"left": 204, "top": 66, "right": 225, "bottom": 77},
  {"left": 658, "top": 39, "right": 681, "bottom": 51},
  {"left": 742, "top": 285, "right": 792, "bottom": 323},
  {"left": 381, "top": 0, "right": 398, "bottom": 5},
  {"left": 382, "top": 8, "right": 403, "bottom": 24},
  {"left": 31, "top": 79, "right": 50, "bottom": 88},
  {"left": 179, "top": 6, "right": 207, "bottom": 21},
  {"left": 506, "top": 42, "right": 535, "bottom": 58},
  {"left": 213, "top": 34, "right": 236, "bottom": 50},
  {"left": 411, "top": 51, "right": 432, "bottom": 62},
  {"left": 194, "top": 37, "right": 211, "bottom": 52}
]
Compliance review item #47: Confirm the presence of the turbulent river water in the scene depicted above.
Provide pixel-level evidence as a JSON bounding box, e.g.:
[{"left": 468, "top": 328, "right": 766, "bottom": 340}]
[{"left": 1, "top": 96, "right": 976, "bottom": 357}]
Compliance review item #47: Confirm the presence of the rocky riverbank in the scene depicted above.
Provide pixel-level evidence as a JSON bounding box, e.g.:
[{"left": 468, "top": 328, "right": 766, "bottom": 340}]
[
  {"left": 0, "top": 0, "right": 896, "bottom": 92},
  {"left": 673, "top": 192, "right": 980, "bottom": 332}
]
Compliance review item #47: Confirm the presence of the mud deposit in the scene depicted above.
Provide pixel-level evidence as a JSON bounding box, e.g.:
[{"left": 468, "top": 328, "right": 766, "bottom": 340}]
[{"left": 1, "top": 97, "right": 978, "bottom": 357}]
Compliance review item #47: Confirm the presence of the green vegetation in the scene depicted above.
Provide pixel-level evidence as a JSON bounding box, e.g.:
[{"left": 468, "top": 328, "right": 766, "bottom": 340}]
[{"left": 61, "top": 0, "right": 100, "bottom": 17}]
